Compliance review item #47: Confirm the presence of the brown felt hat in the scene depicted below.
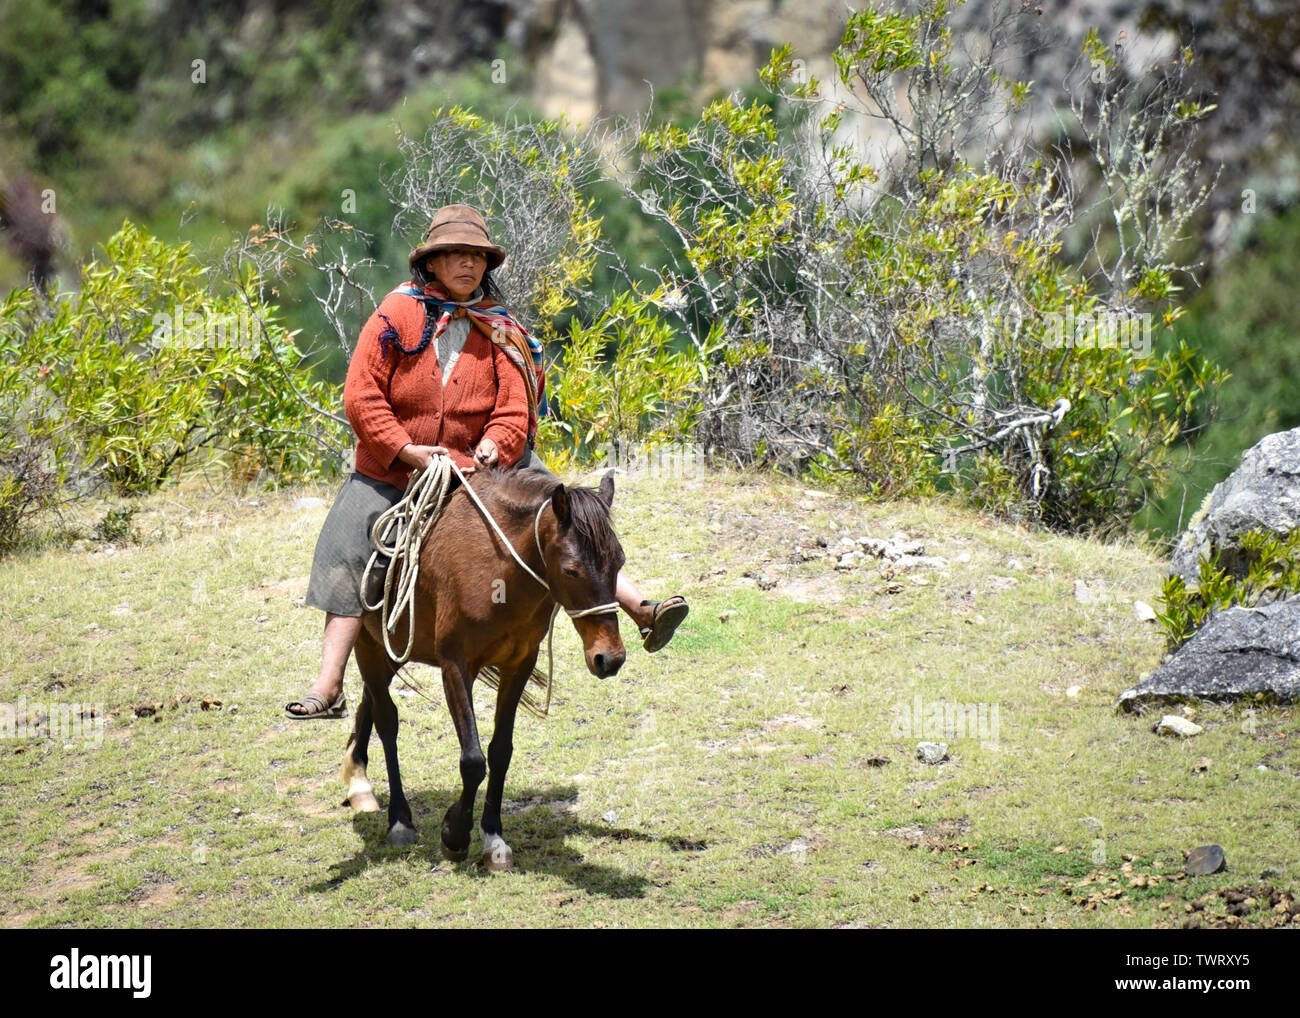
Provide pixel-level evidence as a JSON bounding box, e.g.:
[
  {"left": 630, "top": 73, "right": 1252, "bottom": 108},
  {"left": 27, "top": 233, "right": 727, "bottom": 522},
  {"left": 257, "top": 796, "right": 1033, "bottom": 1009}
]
[{"left": 408, "top": 204, "right": 506, "bottom": 271}]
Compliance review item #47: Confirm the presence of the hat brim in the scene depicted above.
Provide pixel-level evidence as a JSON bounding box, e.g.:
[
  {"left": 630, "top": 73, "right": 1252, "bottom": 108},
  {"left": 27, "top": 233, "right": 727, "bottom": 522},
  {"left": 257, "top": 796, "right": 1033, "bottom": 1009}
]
[{"left": 409, "top": 240, "right": 506, "bottom": 271}]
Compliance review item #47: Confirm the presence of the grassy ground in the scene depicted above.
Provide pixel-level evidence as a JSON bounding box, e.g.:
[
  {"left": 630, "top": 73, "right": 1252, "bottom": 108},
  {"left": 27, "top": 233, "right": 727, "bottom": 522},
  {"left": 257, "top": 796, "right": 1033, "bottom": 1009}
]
[{"left": 1, "top": 467, "right": 1296, "bottom": 928}]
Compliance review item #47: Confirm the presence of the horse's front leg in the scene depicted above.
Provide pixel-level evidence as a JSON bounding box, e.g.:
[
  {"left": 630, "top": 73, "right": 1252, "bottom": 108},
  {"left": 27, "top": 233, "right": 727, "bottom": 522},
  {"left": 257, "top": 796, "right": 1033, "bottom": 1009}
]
[
  {"left": 439, "top": 656, "right": 486, "bottom": 861},
  {"left": 480, "top": 656, "right": 536, "bottom": 872}
]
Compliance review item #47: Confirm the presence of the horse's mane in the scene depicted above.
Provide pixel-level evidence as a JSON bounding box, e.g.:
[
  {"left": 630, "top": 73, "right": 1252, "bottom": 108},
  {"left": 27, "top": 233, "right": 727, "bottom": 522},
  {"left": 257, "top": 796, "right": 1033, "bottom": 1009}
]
[{"left": 470, "top": 467, "right": 621, "bottom": 568}]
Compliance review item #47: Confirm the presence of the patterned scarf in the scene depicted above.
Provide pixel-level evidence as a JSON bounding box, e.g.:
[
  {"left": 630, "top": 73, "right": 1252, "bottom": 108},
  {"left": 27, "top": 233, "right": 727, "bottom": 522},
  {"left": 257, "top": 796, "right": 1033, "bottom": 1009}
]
[{"left": 381, "top": 281, "right": 547, "bottom": 443}]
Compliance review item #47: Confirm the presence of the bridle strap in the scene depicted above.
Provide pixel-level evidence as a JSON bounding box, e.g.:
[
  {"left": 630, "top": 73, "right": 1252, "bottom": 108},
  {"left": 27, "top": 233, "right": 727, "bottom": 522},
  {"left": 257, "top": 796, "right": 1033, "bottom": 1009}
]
[{"left": 532, "top": 497, "right": 620, "bottom": 619}]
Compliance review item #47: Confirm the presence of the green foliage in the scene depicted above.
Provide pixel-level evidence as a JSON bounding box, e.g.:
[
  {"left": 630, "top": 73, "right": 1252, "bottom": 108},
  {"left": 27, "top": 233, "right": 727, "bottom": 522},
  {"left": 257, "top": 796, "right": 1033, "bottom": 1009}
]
[
  {"left": 0, "top": 222, "right": 346, "bottom": 550},
  {"left": 1156, "top": 530, "right": 1300, "bottom": 648},
  {"left": 624, "top": 6, "right": 1224, "bottom": 532},
  {"left": 543, "top": 289, "right": 714, "bottom": 472}
]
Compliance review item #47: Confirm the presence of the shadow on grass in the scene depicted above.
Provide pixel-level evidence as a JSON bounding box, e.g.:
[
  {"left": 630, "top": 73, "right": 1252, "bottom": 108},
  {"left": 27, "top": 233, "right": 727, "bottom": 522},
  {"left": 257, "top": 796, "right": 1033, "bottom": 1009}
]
[{"left": 306, "top": 783, "right": 707, "bottom": 900}]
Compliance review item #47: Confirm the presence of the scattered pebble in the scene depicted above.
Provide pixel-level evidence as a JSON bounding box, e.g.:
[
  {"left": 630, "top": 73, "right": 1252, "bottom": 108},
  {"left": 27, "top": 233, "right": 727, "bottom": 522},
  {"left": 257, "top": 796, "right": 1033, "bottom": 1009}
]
[
  {"left": 1133, "top": 600, "right": 1157, "bottom": 622},
  {"left": 916, "top": 742, "right": 949, "bottom": 765},
  {"left": 294, "top": 497, "right": 325, "bottom": 511},
  {"left": 1155, "top": 715, "right": 1203, "bottom": 737},
  {"left": 1185, "top": 844, "right": 1226, "bottom": 876},
  {"left": 601, "top": 810, "right": 618, "bottom": 824},
  {"left": 1065, "top": 685, "right": 1081, "bottom": 698}
]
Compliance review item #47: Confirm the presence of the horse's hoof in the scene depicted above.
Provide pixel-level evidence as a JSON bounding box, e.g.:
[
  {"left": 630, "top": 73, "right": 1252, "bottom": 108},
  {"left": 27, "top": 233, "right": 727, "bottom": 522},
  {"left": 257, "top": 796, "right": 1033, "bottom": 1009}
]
[
  {"left": 349, "top": 790, "right": 381, "bottom": 813},
  {"left": 481, "top": 833, "right": 513, "bottom": 872},
  {"left": 387, "top": 821, "right": 417, "bottom": 847},
  {"left": 441, "top": 840, "right": 469, "bottom": 862}
]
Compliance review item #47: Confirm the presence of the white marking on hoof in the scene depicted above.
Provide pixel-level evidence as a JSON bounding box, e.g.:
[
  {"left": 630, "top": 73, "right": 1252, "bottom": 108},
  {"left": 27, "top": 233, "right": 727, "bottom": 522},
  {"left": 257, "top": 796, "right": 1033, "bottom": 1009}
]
[
  {"left": 481, "top": 831, "right": 514, "bottom": 872},
  {"left": 387, "top": 821, "right": 417, "bottom": 847},
  {"left": 342, "top": 755, "right": 379, "bottom": 812}
]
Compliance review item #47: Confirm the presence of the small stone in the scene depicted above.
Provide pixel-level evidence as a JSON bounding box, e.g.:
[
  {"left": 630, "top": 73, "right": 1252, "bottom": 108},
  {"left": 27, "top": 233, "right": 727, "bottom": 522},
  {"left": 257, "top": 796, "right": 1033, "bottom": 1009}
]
[
  {"left": 837, "top": 553, "right": 856, "bottom": 569},
  {"left": 1133, "top": 600, "right": 1157, "bottom": 622},
  {"left": 956, "top": 552, "right": 971, "bottom": 564},
  {"left": 601, "top": 809, "right": 618, "bottom": 824},
  {"left": 1184, "top": 844, "right": 1226, "bottom": 877},
  {"left": 1065, "top": 685, "right": 1081, "bottom": 698},
  {"left": 103, "top": 544, "right": 117, "bottom": 557},
  {"left": 1192, "top": 757, "right": 1212, "bottom": 772},
  {"left": 226, "top": 704, "right": 238, "bottom": 714},
  {"left": 294, "top": 497, "right": 325, "bottom": 511},
  {"left": 916, "top": 742, "right": 949, "bottom": 765},
  {"left": 1007, "top": 558, "right": 1024, "bottom": 571},
  {"left": 1154, "top": 715, "right": 1202, "bottom": 737},
  {"left": 1074, "top": 580, "right": 1094, "bottom": 603},
  {"left": 231, "top": 807, "right": 242, "bottom": 817}
]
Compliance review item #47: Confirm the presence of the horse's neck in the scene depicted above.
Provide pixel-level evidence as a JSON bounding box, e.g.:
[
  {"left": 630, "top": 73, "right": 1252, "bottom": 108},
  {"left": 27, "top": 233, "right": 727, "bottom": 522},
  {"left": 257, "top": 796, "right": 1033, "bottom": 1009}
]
[{"left": 471, "top": 482, "right": 550, "bottom": 589}]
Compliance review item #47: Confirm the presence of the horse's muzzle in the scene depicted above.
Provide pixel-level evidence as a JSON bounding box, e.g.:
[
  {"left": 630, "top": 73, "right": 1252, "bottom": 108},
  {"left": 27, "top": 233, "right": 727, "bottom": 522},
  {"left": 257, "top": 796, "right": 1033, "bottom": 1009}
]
[{"left": 590, "top": 649, "right": 626, "bottom": 678}]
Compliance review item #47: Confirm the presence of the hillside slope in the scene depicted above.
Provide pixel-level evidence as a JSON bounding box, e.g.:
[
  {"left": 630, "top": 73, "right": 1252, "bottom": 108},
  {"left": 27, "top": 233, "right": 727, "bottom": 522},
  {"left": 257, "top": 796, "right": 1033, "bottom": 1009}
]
[{"left": 1, "top": 470, "right": 1296, "bottom": 927}]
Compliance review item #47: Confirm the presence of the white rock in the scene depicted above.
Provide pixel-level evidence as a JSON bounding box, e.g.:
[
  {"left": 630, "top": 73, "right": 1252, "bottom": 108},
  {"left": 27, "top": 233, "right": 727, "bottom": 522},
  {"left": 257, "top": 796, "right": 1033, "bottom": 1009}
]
[
  {"left": 1074, "top": 580, "right": 1094, "bottom": 603},
  {"left": 1154, "top": 715, "right": 1202, "bottom": 737},
  {"left": 294, "top": 497, "right": 325, "bottom": 511},
  {"left": 916, "top": 741, "right": 949, "bottom": 764},
  {"left": 1065, "top": 685, "right": 1081, "bottom": 698},
  {"left": 1133, "top": 600, "right": 1157, "bottom": 622}
]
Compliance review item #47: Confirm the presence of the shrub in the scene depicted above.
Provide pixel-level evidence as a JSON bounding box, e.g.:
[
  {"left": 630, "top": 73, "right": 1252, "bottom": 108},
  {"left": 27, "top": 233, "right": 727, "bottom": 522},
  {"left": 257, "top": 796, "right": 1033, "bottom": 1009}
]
[
  {"left": 1156, "top": 529, "right": 1300, "bottom": 649},
  {"left": 611, "top": 1, "right": 1226, "bottom": 531},
  {"left": 0, "top": 222, "right": 348, "bottom": 550}
]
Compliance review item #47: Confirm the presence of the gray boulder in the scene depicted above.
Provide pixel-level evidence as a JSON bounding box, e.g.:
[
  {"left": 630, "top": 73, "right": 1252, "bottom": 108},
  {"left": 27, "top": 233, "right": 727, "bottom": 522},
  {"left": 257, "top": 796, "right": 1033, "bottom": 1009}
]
[
  {"left": 1117, "top": 595, "right": 1300, "bottom": 710},
  {"left": 1170, "top": 427, "right": 1300, "bottom": 584}
]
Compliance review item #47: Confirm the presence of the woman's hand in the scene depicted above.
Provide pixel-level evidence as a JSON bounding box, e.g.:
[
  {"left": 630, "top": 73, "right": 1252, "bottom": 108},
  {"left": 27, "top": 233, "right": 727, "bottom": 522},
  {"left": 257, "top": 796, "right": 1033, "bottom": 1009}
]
[
  {"left": 472, "top": 437, "right": 499, "bottom": 470},
  {"left": 398, "top": 444, "right": 449, "bottom": 471}
]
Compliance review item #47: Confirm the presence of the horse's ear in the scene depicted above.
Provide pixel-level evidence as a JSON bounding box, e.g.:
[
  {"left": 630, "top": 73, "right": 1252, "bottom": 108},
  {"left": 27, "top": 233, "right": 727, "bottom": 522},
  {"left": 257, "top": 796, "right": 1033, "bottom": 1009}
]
[
  {"left": 599, "top": 470, "right": 615, "bottom": 507},
  {"left": 550, "top": 483, "right": 570, "bottom": 527}
]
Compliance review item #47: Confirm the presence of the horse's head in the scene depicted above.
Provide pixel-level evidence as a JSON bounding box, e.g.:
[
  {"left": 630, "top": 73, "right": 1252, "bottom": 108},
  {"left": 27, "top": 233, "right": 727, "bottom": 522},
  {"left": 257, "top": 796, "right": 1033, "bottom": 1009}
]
[{"left": 544, "top": 472, "right": 626, "bottom": 678}]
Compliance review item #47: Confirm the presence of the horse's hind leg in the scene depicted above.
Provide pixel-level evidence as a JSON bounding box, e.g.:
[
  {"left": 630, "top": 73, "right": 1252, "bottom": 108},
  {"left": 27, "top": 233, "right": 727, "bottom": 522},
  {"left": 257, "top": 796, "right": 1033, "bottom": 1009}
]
[
  {"left": 341, "top": 686, "right": 380, "bottom": 813},
  {"left": 438, "top": 657, "right": 486, "bottom": 861},
  {"left": 354, "top": 627, "right": 415, "bottom": 846},
  {"left": 480, "top": 660, "right": 534, "bottom": 872}
]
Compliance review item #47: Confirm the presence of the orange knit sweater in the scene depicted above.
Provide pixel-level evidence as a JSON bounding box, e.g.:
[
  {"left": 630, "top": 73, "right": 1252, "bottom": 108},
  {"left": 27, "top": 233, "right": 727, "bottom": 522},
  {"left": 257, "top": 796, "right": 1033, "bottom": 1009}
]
[{"left": 343, "top": 290, "right": 530, "bottom": 489}]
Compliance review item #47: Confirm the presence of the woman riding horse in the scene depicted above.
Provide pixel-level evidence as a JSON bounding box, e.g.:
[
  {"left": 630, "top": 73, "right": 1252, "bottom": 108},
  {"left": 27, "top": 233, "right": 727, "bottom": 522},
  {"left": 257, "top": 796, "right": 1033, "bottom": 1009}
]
[{"left": 287, "top": 204, "right": 688, "bottom": 719}]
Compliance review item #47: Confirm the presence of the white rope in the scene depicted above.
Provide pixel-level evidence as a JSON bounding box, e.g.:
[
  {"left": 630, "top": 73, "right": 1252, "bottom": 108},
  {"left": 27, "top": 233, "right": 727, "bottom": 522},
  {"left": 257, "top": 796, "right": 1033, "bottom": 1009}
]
[
  {"left": 359, "top": 456, "right": 619, "bottom": 683},
  {"left": 359, "top": 456, "right": 457, "bottom": 664}
]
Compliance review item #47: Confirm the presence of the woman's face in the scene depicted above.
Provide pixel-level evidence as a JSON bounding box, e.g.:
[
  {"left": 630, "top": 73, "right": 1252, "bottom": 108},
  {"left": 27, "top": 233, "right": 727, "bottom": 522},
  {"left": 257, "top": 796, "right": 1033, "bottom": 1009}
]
[{"left": 427, "top": 247, "right": 487, "bottom": 301}]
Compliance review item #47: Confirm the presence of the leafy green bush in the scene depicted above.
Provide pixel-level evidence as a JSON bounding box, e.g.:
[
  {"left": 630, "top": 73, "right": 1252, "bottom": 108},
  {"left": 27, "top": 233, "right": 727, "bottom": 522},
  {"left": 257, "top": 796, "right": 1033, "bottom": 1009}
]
[
  {"left": 1156, "top": 530, "right": 1300, "bottom": 648},
  {"left": 0, "top": 221, "right": 348, "bottom": 550},
  {"left": 613, "top": 2, "right": 1225, "bottom": 531}
]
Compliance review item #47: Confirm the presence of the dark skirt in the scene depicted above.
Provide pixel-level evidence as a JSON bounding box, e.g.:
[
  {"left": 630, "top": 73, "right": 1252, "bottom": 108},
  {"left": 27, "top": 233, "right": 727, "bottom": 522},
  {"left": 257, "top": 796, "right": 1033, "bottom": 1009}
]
[
  {"left": 304, "top": 472, "right": 405, "bottom": 617},
  {"left": 304, "top": 450, "right": 557, "bottom": 617}
]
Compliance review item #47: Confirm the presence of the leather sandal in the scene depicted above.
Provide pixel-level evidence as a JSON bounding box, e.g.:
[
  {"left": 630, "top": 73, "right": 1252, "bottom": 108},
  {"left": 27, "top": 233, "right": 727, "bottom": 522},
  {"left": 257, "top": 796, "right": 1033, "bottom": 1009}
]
[
  {"left": 639, "top": 596, "right": 689, "bottom": 653},
  {"left": 284, "top": 691, "right": 347, "bottom": 720}
]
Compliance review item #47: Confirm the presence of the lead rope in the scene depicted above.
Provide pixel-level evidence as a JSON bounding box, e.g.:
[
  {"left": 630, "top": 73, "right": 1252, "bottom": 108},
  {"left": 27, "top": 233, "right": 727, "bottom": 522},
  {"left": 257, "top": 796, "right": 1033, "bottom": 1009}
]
[{"left": 359, "top": 455, "right": 619, "bottom": 714}]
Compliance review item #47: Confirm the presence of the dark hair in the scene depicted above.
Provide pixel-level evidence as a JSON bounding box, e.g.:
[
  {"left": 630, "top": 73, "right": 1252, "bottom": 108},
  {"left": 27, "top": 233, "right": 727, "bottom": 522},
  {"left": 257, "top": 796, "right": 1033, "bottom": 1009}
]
[{"left": 412, "top": 257, "right": 506, "bottom": 304}]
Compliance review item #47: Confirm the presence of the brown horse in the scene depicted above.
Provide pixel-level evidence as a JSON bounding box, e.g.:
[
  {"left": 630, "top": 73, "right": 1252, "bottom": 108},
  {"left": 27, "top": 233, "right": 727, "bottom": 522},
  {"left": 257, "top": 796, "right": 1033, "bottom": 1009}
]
[{"left": 341, "top": 467, "right": 626, "bottom": 869}]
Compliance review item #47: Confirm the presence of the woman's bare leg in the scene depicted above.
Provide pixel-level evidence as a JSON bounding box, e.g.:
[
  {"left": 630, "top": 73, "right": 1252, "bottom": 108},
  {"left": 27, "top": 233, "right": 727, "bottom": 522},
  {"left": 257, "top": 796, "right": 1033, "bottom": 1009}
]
[
  {"left": 287, "top": 612, "right": 363, "bottom": 714},
  {"left": 616, "top": 569, "right": 687, "bottom": 651}
]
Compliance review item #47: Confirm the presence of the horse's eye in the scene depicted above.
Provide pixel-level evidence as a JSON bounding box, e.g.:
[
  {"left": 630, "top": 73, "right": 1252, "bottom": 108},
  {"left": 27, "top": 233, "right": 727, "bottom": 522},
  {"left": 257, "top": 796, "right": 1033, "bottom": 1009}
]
[{"left": 562, "top": 564, "right": 581, "bottom": 578}]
